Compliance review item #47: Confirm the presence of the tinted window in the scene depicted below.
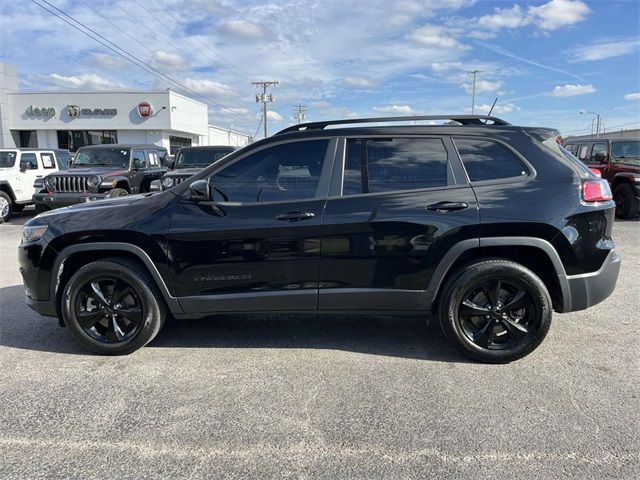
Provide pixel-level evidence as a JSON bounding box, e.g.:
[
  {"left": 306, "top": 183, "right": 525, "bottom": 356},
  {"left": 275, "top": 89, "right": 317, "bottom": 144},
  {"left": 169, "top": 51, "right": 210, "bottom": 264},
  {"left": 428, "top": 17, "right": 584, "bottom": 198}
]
[
  {"left": 176, "top": 148, "right": 234, "bottom": 168},
  {"left": 455, "top": 138, "right": 527, "bottom": 182},
  {"left": 0, "top": 151, "right": 17, "bottom": 167},
  {"left": 132, "top": 150, "right": 146, "bottom": 168},
  {"left": 41, "top": 152, "right": 56, "bottom": 169},
  {"left": 73, "top": 148, "right": 129, "bottom": 168},
  {"left": 590, "top": 143, "right": 607, "bottom": 162},
  {"left": 344, "top": 138, "right": 448, "bottom": 195},
  {"left": 21, "top": 152, "right": 38, "bottom": 169},
  {"left": 210, "top": 140, "right": 328, "bottom": 203}
]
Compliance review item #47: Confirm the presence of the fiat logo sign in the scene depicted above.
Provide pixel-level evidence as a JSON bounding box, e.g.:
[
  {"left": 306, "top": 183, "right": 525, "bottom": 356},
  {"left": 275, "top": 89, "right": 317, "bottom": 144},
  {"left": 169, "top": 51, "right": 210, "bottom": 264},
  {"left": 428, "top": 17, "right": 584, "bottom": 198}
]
[{"left": 137, "top": 102, "right": 153, "bottom": 118}]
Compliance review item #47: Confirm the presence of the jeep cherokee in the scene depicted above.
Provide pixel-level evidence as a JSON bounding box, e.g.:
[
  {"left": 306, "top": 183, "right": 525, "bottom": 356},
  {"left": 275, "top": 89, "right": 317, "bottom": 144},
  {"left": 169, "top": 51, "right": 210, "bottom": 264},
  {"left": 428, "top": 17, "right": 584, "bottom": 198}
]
[
  {"left": 34, "top": 144, "right": 168, "bottom": 212},
  {"left": 18, "top": 115, "right": 621, "bottom": 362}
]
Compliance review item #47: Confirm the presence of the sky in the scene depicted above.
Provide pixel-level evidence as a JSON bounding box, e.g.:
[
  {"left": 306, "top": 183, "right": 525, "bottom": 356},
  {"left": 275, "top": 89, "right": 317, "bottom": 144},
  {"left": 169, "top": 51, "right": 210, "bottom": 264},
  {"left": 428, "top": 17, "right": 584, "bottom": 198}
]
[{"left": 1, "top": 0, "right": 639, "bottom": 138}]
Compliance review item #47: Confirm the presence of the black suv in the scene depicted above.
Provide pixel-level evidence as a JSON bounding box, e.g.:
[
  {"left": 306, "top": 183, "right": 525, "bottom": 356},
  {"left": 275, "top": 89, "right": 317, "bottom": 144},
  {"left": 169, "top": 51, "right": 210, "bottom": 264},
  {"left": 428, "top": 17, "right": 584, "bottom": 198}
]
[
  {"left": 156, "top": 145, "right": 235, "bottom": 191},
  {"left": 19, "top": 115, "right": 620, "bottom": 362},
  {"left": 34, "top": 144, "right": 168, "bottom": 212}
]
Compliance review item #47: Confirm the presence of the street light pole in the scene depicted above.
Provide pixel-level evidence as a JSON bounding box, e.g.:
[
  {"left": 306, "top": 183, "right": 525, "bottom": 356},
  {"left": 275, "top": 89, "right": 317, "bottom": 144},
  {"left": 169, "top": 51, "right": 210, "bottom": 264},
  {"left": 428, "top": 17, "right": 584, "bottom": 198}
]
[
  {"left": 580, "top": 110, "right": 601, "bottom": 138},
  {"left": 468, "top": 70, "right": 482, "bottom": 114}
]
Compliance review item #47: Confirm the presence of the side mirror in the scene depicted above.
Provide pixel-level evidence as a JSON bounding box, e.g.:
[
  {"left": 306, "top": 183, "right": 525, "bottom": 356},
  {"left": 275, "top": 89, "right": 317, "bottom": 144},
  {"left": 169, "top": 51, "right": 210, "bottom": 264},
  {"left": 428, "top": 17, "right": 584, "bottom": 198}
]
[{"left": 189, "top": 179, "right": 210, "bottom": 202}]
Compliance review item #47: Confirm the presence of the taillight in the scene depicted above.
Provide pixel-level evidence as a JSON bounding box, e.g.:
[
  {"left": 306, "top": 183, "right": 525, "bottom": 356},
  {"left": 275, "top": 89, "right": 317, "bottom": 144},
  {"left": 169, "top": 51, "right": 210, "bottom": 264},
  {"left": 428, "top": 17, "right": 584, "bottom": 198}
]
[
  {"left": 590, "top": 168, "right": 602, "bottom": 178},
  {"left": 582, "top": 179, "right": 612, "bottom": 202}
]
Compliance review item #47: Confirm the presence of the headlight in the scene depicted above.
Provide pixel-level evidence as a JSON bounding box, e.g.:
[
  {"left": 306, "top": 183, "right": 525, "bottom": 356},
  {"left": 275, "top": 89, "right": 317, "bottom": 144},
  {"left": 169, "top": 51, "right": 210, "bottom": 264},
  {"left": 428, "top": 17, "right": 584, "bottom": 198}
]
[
  {"left": 162, "top": 177, "right": 174, "bottom": 189},
  {"left": 87, "top": 175, "right": 101, "bottom": 187},
  {"left": 46, "top": 176, "right": 56, "bottom": 187},
  {"left": 22, "top": 225, "right": 48, "bottom": 243}
]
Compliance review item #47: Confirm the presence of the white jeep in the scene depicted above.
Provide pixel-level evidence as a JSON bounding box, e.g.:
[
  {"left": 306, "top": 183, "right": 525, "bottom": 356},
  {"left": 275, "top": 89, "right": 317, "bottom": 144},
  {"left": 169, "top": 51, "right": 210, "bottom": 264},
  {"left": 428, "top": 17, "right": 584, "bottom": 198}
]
[{"left": 0, "top": 148, "right": 61, "bottom": 222}]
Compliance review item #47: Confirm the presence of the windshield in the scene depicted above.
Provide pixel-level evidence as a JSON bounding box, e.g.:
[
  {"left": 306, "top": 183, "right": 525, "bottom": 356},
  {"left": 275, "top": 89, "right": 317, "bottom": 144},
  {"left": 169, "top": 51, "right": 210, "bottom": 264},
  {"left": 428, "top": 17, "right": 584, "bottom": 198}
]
[
  {"left": 611, "top": 140, "right": 640, "bottom": 164},
  {"left": 72, "top": 148, "right": 130, "bottom": 168},
  {"left": 0, "top": 151, "right": 17, "bottom": 168},
  {"left": 175, "top": 148, "right": 233, "bottom": 168}
]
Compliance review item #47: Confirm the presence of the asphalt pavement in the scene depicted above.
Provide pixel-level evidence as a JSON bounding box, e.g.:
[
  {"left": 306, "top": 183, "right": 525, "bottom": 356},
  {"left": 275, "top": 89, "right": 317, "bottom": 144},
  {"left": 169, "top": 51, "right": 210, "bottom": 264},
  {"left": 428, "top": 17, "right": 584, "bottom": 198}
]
[{"left": 1, "top": 208, "right": 638, "bottom": 479}]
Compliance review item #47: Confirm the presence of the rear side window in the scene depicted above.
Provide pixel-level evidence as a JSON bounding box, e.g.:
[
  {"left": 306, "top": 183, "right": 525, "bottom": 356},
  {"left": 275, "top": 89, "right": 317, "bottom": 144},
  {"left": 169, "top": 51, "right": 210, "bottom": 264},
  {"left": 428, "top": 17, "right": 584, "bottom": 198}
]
[
  {"left": 344, "top": 137, "right": 449, "bottom": 195},
  {"left": 590, "top": 143, "right": 607, "bottom": 162},
  {"left": 454, "top": 138, "right": 527, "bottom": 182},
  {"left": 577, "top": 144, "right": 590, "bottom": 160},
  {"left": 41, "top": 152, "right": 56, "bottom": 169}
]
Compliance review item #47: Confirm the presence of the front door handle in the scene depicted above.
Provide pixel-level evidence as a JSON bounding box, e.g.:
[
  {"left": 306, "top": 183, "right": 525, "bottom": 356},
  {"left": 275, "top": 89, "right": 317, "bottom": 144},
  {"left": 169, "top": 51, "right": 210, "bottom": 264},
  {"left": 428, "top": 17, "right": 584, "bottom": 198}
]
[
  {"left": 426, "top": 201, "right": 469, "bottom": 213},
  {"left": 276, "top": 211, "right": 316, "bottom": 222}
]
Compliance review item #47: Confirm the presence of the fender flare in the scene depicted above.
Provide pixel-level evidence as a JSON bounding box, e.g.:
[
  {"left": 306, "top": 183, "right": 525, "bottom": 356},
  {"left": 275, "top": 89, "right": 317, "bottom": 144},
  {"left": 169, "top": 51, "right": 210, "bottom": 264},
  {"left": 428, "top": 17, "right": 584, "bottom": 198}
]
[
  {"left": 418, "top": 236, "right": 572, "bottom": 312},
  {"left": 612, "top": 172, "right": 639, "bottom": 188},
  {"left": 105, "top": 177, "right": 131, "bottom": 192},
  {"left": 51, "top": 242, "right": 182, "bottom": 314},
  {"left": 0, "top": 180, "right": 16, "bottom": 201}
]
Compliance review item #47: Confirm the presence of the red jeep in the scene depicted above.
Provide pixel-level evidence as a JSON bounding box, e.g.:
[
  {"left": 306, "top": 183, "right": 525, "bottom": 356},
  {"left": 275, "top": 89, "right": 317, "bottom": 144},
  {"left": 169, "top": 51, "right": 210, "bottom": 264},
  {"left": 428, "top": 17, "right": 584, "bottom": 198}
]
[{"left": 565, "top": 137, "right": 640, "bottom": 218}]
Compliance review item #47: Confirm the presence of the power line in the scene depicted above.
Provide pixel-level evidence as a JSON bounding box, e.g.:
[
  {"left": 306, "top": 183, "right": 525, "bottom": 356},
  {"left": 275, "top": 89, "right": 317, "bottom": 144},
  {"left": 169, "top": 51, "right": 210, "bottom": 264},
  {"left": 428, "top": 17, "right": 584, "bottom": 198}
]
[
  {"left": 31, "top": 0, "right": 255, "bottom": 124},
  {"left": 564, "top": 120, "right": 640, "bottom": 135},
  {"left": 252, "top": 81, "right": 279, "bottom": 138}
]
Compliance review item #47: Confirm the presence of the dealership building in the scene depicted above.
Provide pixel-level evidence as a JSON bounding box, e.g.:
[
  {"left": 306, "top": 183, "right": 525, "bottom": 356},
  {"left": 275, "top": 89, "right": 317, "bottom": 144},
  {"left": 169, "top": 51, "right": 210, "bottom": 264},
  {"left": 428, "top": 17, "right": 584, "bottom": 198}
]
[{"left": 0, "top": 63, "right": 251, "bottom": 154}]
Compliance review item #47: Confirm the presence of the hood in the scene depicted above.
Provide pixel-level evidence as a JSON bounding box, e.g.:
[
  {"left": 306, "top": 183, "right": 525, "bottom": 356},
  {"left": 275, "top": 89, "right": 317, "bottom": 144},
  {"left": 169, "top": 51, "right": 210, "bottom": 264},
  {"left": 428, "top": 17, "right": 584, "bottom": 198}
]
[
  {"left": 38, "top": 193, "right": 153, "bottom": 219},
  {"left": 56, "top": 167, "right": 128, "bottom": 177}
]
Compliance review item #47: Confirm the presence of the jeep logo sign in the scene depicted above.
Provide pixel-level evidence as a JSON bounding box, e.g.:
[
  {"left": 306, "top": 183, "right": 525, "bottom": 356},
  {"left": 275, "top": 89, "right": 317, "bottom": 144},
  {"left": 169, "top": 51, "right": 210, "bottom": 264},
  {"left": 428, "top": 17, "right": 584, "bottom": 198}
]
[
  {"left": 25, "top": 105, "right": 56, "bottom": 118},
  {"left": 138, "top": 102, "right": 153, "bottom": 118}
]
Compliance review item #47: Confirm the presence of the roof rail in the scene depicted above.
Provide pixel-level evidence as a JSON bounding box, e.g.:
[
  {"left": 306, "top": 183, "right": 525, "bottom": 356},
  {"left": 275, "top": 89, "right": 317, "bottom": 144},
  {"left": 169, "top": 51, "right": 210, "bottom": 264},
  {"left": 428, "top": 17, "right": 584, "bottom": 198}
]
[{"left": 275, "top": 115, "right": 510, "bottom": 135}]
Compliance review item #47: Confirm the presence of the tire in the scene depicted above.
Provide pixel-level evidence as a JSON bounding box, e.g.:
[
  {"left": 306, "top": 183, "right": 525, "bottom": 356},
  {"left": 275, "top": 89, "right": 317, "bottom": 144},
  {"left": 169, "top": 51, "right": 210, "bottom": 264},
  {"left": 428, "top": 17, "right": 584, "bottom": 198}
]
[
  {"left": 12, "top": 204, "right": 25, "bottom": 213},
  {"left": 439, "top": 259, "right": 552, "bottom": 363},
  {"left": 108, "top": 188, "right": 129, "bottom": 198},
  {"left": 61, "top": 257, "right": 166, "bottom": 355},
  {"left": 0, "top": 191, "right": 13, "bottom": 222},
  {"left": 35, "top": 203, "right": 50, "bottom": 215},
  {"left": 614, "top": 183, "right": 640, "bottom": 219}
]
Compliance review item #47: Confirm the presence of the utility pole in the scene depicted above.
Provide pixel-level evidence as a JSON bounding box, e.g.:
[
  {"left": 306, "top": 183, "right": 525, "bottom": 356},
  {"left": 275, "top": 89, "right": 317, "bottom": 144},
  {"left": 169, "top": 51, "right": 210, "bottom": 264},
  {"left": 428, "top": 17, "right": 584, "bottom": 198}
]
[
  {"left": 252, "top": 80, "right": 279, "bottom": 138},
  {"left": 468, "top": 70, "right": 482, "bottom": 114},
  {"left": 293, "top": 104, "right": 307, "bottom": 124},
  {"left": 580, "top": 110, "right": 601, "bottom": 138}
]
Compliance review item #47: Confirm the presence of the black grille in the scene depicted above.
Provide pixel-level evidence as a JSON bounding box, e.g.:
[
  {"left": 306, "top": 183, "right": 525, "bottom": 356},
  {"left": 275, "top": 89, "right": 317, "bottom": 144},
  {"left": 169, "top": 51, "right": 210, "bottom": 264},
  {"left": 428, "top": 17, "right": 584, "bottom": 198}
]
[
  {"left": 175, "top": 177, "right": 187, "bottom": 185},
  {"left": 54, "top": 176, "right": 89, "bottom": 192}
]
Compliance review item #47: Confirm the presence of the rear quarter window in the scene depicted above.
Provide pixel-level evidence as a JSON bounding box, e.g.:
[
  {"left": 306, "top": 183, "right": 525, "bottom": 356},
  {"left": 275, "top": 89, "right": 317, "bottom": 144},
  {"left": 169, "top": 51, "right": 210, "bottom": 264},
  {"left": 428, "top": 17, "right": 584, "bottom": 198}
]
[{"left": 454, "top": 138, "right": 528, "bottom": 182}]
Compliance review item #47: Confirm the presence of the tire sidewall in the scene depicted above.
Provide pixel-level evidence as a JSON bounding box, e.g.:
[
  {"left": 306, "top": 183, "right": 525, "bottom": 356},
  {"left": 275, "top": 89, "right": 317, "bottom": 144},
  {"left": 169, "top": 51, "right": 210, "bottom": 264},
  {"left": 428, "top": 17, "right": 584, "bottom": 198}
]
[
  {"left": 0, "top": 191, "right": 13, "bottom": 222},
  {"left": 441, "top": 262, "right": 552, "bottom": 363},
  {"left": 62, "top": 261, "right": 162, "bottom": 355}
]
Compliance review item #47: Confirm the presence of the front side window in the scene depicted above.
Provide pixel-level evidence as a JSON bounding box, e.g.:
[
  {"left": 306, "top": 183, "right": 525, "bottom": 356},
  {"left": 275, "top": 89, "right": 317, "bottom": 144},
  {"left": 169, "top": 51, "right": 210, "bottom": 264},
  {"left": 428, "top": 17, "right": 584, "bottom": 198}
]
[
  {"left": 73, "top": 148, "right": 130, "bottom": 168},
  {"left": 343, "top": 137, "right": 449, "bottom": 195},
  {"left": 209, "top": 140, "right": 328, "bottom": 203},
  {"left": 590, "top": 143, "right": 608, "bottom": 162},
  {"left": 0, "top": 151, "right": 17, "bottom": 168},
  {"left": 41, "top": 153, "right": 56, "bottom": 169},
  {"left": 20, "top": 152, "right": 38, "bottom": 169},
  {"left": 454, "top": 138, "right": 527, "bottom": 182},
  {"left": 611, "top": 140, "right": 640, "bottom": 165}
]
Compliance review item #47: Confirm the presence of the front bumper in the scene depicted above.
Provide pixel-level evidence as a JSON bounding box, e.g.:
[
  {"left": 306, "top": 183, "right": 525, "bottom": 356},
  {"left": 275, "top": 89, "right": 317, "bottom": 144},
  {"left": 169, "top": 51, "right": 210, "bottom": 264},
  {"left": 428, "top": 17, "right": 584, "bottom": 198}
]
[
  {"left": 34, "top": 192, "right": 107, "bottom": 209},
  {"left": 564, "top": 249, "right": 621, "bottom": 312}
]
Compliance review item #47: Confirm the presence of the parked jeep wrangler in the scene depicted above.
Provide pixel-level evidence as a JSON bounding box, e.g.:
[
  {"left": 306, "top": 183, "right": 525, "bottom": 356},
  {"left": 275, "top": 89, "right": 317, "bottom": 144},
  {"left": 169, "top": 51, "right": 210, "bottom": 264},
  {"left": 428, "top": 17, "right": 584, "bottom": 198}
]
[
  {"left": 34, "top": 144, "right": 168, "bottom": 213},
  {"left": 0, "top": 148, "right": 65, "bottom": 222},
  {"left": 19, "top": 115, "right": 620, "bottom": 362},
  {"left": 154, "top": 145, "right": 235, "bottom": 191},
  {"left": 564, "top": 137, "right": 640, "bottom": 218}
]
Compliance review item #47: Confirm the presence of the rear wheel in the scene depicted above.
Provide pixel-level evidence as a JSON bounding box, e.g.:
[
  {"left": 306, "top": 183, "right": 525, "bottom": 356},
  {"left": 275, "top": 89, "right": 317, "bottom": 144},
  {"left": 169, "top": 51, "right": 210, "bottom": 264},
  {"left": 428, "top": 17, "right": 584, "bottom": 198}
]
[
  {"left": 0, "top": 191, "right": 13, "bottom": 222},
  {"left": 439, "top": 259, "right": 552, "bottom": 363},
  {"left": 614, "top": 183, "right": 639, "bottom": 219},
  {"left": 61, "top": 257, "right": 166, "bottom": 355}
]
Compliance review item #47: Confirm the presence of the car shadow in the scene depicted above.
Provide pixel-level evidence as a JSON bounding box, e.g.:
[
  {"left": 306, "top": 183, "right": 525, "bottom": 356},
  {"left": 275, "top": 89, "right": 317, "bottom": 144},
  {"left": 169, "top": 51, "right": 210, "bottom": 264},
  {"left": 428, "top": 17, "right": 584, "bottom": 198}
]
[
  {"left": 0, "top": 284, "right": 469, "bottom": 363},
  {"left": 3, "top": 207, "right": 37, "bottom": 226}
]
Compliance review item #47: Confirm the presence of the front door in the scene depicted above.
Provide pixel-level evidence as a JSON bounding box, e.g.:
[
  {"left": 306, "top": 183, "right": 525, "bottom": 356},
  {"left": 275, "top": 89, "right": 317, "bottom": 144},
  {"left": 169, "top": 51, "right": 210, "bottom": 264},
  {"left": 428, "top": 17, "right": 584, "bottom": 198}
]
[
  {"left": 15, "top": 151, "right": 43, "bottom": 202},
  {"left": 166, "top": 138, "right": 336, "bottom": 314},
  {"left": 319, "top": 136, "right": 479, "bottom": 311}
]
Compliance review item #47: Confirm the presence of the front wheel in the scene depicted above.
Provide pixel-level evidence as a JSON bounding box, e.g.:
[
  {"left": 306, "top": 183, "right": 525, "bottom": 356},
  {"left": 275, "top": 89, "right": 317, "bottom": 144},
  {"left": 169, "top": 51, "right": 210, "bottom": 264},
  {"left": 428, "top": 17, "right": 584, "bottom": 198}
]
[
  {"left": 439, "top": 259, "right": 552, "bottom": 363},
  {"left": 108, "top": 188, "right": 129, "bottom": 198},
  {"left": 61, "top": 257, "right": 166, "bottom": 355},
  {"left": 0, "top": 191, "right": 13, "bottom": 222}
]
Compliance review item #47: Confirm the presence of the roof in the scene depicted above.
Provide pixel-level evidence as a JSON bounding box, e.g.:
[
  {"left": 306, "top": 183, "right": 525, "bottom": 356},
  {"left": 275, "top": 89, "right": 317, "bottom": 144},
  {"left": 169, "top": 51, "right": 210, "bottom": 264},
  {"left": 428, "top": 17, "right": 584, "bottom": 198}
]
[
  {"left": 76, "top": 144, "right": 167, "bottom": 150},
  {"left": 177, "top": 145, "right": 236, "bottom": 151}
]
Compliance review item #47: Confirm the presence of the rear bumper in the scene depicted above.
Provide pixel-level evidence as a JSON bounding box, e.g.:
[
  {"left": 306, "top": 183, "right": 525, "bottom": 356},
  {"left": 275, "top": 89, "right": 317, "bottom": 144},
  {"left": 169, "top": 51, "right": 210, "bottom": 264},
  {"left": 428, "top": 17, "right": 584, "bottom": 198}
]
[
  {"left": 34, "top": 192, "right": 107, "bottom": 209},
  {"left": 564, "top": 249, "right": 621, "bottom": 312}
]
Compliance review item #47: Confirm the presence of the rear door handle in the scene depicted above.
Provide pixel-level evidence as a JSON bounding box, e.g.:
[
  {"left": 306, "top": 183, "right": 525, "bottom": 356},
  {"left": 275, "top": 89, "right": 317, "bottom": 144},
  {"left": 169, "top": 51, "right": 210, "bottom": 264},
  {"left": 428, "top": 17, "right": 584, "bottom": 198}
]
[
  {"left": 426, "top": 201, "right": 469, "bottom": 212},
  {"left": 276, "top": 211, "right": 316, "bottom": 222}
]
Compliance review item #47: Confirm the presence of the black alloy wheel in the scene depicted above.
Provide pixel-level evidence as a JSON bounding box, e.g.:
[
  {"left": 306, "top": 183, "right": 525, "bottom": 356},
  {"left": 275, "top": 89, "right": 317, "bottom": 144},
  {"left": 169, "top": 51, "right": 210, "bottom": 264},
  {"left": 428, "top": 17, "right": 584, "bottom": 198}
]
[
  {"left": 440, "top": 259, "right": 552, "bottom": 363},
  {"left": 75, "top": 277, "right": 143, "bottom": 344},
  {"left": 61, "top": 257, "right": 165, "bottom": 355}
]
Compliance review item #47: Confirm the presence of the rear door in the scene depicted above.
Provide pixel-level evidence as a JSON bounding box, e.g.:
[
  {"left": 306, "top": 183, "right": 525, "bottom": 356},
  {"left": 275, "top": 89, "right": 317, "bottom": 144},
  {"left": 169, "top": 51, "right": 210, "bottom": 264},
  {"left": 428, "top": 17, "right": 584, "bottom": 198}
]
[{"left": 318, "top": 136, "right": 478, "bottom": 311}]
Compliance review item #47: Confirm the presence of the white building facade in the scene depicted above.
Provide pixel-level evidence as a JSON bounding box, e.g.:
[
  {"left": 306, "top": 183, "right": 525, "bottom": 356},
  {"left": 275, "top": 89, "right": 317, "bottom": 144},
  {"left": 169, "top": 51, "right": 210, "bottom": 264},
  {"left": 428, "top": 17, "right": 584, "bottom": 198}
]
[{"left": 0, "top": 63, "right": 251, "bottom": 154}]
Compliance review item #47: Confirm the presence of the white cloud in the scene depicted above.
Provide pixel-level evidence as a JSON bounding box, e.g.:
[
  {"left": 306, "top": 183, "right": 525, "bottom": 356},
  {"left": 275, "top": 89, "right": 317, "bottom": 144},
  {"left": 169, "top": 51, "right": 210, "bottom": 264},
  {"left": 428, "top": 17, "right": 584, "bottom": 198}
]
[
  {"left": 219, "top": 19, "right": 266, "bottom": 39},
  {"left": 344, "top": 77, "right": 373, "bottom": 87},
  {"left": 87, "top": 53, "right": 125, "bottom": 70},
  {"left": 408, "top": 25, "right": 467, "bottom": 50},
  {"left": 529, "top": 0, "right": 590, "bottom": 31},
  {"left": 551, "top": 83, "right": 596, "bottom": 97},
  {"left": 477, "top": 5, "right": 529, "bottom": 30},
  {"left": 430, "top": 62, "right": 463, "bottom": 72},
  {"left": 183, "top": 78, "right": 238, "bottom": 98},
  {"left": 474, "top": 102, "right": 519, "bottom": 114},
  {"left": 463, "top": 79, "right": 504, "bottom": 94},
  {"left": 373, "top": 105, "right": 417, "bottom": 115},
  {"left": 266, "top": 110, "right": 283, "bottom": 122},
  {"left": 624, "top": 93, "right": 640, "bottom": 101},
  {"left": 46, "top": 73, "right": 125, "bottom": 90},
  {"left": 152, "top": 51, "right": 188, "bottom": 69},
  {"left": 570, "top": 38, "right": 640, "bottom": 62}
]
